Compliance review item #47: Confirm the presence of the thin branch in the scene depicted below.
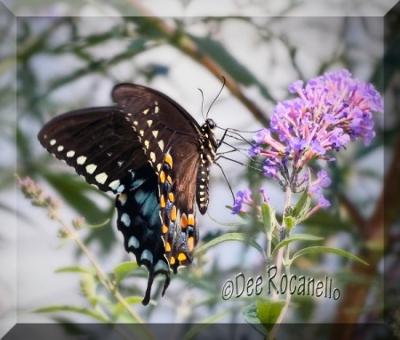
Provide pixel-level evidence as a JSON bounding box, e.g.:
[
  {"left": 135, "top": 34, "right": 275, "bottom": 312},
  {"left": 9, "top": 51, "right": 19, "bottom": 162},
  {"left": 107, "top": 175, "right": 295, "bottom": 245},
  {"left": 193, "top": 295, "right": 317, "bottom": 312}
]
[
  {"left": 16, "top": 176, "right": 151, "bottom": 330},
  {"left": 332, "top": 136, "right": 400, "bottom": 336},
  {"left": 127, "top": 0, "right": 268, "bottom": 126},
  {"left": 338, "top": 193, "right": 366, "bottom": 234},
  {"left": 59, "top": 220, "right": 146, "bottom": 324}
]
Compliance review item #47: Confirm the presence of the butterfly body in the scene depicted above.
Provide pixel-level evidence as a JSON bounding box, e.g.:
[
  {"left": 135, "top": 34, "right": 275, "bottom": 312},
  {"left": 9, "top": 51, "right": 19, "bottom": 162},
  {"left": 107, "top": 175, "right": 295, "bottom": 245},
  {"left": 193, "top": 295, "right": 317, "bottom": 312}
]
[{"left": 38, "top": 83, "right": 219, "bottom": 304}]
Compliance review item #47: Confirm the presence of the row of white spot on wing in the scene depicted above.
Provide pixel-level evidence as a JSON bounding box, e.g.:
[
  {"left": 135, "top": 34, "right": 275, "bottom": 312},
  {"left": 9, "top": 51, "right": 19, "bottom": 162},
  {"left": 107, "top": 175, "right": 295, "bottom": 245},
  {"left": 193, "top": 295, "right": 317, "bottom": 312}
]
[
  {"left": 86, "top": 163, "right": 97, "bottom": 174},
  {"left": 95, "top": 172, "right": 108, "bottom": 184},
  {"left": 47, "top": 138, "right": 126, "bottom": 192},
  {"left": 128, "top": 103, "right": 164, "bottom": 173},
  {"left": 126, "top": 237, "right": 168, "bottom": 272},
  {"left": 109, "top": 179, "right": 120, "bottom": 191},
  {"left": 77, "top": 156, "right": 87, "bottom": 165},
  {"left": 49, "top": 139, "right": 86, "bottom": 169}
]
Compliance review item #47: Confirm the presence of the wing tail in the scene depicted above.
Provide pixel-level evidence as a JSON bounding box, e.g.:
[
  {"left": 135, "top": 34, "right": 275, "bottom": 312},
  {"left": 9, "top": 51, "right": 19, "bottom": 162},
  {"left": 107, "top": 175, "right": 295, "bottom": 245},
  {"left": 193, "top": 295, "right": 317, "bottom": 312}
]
[{"left": 116, "top": 164, "right": 170, "bottom": 305}]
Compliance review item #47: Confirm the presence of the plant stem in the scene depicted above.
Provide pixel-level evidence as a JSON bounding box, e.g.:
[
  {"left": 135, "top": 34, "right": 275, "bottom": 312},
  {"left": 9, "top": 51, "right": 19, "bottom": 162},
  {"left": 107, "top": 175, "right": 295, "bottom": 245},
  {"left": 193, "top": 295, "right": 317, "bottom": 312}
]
[
  {"left": 269, "top": 245, "right": 292, "bottom": 340},
  {"left": 55, "top": 217, "right": 146, "bottom": 325},
  {"left": 269, "top": 186, "right": 294, "bottom": 339},
  {"left": 284, "top": 185, "right": 292, "bottom": 212},
  {"left": 266, "top": 233, "right": 272, "bottom": 260}
]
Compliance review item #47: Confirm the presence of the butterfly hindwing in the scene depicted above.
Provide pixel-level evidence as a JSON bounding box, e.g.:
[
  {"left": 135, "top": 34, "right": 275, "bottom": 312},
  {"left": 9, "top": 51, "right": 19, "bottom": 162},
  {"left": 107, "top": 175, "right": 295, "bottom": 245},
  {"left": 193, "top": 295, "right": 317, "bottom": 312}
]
[
  {"left": 112, "top": 84, "right": 205, "bottom": 269},
  {"left": 115, "top": 165, "right": 170, "bottom": 305}
]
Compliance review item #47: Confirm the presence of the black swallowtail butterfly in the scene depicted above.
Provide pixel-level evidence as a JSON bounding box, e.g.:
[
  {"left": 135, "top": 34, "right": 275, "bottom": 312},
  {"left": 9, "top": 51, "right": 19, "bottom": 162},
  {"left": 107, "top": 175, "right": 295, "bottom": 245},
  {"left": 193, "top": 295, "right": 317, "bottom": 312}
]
[{"left": 38, "top": 83, "right": 220, "bottom": 305}]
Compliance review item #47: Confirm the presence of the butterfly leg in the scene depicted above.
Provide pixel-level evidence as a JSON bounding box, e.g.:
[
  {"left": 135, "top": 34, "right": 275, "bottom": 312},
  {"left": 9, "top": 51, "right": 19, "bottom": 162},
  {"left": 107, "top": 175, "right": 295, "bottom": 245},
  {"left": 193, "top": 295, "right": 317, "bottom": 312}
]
[{"left": 217, "top": 127, "right": 229, "bottom": 148}]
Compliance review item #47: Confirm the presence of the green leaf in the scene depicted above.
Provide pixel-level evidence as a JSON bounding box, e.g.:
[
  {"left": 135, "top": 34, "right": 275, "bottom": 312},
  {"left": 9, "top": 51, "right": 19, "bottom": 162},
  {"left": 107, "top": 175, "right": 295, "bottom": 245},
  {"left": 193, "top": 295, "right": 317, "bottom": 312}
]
[
  {"left": 243, "top": 303, "right": 267, "bottom": 336},
  {"left": 272, "top": 234, "right": 323, "bottom": 256},
  {"left": 113, "top": 261, "right": 139, "bottom": 283},
  {"left": 194, "top": 232, "right": 264, "bottom": 257},
  {"left": 80, "top": 273, "right": 98, "bottom": 307},
  {"left": 292, "top": 187, "right": 311, "bottom": 220},
  {"left": 84, "top": 219, "right": 110, "bottom": 229},
  {"left": 47, "top": 37, "right": 151, "bottom": 95},
  {"left": 261, "top": 202, "right": 275, "bottom": 236},
  {"left": 290, "top": 246, "right": 369, "bottom": 266},
  {"left": 112, "top": 296, "right": 143, "bottom": 320},
  {"left": 40, "top": 171, "right": 117, "bottom": 253},
  {"left": 55, "top": 266, "right": 95, "bottom": 275},
  {"left": 302, "top": 210, "right": 352, "bottom": 233},
  {"left": 189, "top": 35, "right": 275, "bottom": 102},
  {"left": 256, "top": 298, "right": 286, "bottom": 332},
  {"left": 40, "top": 171, "right": 112, "bottom": 224},
  {"left": 283, "top": 215, "right": 296, "bottom": 230},
  {"left": 34, "top": 305, "right": 110, "bottom": 322},
  {"left": 208, "top": 211, "right": 245, "bottom": 227},
  {"left": 182, "top": 311, "right": 228, "bottom": 340}
]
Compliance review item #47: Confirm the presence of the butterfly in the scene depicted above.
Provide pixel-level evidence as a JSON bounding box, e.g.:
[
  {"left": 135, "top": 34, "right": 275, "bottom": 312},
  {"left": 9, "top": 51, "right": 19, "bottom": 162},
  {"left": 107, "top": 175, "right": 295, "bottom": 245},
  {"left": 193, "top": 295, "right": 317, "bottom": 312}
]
[{"left": 38, "top": 83, "right": 221, "bottom": 305}]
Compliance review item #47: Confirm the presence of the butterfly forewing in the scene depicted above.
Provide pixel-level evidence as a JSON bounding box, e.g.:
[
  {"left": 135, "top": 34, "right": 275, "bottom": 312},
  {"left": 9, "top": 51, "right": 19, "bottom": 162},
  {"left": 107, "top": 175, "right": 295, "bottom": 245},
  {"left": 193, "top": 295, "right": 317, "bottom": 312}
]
[{"left": 38, "top": 107, "right": 148, "bottom": 193}]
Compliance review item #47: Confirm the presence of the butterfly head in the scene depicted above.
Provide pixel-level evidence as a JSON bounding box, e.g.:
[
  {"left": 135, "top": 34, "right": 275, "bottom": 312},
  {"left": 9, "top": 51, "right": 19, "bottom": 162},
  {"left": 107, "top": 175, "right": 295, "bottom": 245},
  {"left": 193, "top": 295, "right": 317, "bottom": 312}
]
[{"left": 206, "top": 118, "right": 216, "bottom": 130}]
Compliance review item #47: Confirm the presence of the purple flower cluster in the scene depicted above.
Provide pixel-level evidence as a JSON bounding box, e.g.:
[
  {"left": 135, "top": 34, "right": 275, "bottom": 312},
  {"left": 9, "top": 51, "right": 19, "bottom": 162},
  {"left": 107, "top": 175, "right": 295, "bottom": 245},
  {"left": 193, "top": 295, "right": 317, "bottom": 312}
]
[
  {"left": 232, "top": 69, "right": 384, "bottom": 214},
  {"left": 232, "top": 189, "right": 253, "bottom": 214},
  {"left": 232, "top": 189, "right": 269, "bottom": 215},
  {"left": 251, "top": 69, "right": 383, "bottom": 182},
  {"left": 308, "top": 170, "right": 331, "bottom": 208}
]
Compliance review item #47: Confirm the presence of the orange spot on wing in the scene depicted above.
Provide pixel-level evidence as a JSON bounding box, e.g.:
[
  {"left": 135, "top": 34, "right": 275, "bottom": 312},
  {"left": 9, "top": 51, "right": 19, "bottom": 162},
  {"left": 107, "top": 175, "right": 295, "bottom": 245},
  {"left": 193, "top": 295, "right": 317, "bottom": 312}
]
[
  {"left": 161, "top": 224, "right": 169, "bottom": 234},
  {"left": 168, "top": 192, "right": 175, "bottom": 202},
  {"left": 169, "top": 256, "right": 176, "bottom": 265},
  {"left": 159, "top": 170, "right": 166, "bottom": 183},
  {"left": 188, "top": 214, "right": 195, "bottom": 226},
  {"left": 164, "top": 153, "right": 173, "bottom": 168},
  {"left": 167, "top": 175, "right": 172, "bottom": 184},
  {"left": 170, "top": 205, "right": 177, "bottom": 221},
  {"left": 180, "top": 213, "right": 188, "bottom": 229},
  {"left": 165, "top": 242, "right": 171, "bottom": 252},
  {"left": 187, "top": 236, "right": 194, "bottom": 252},
  {"left": 160, "top": 195, "right": 166, "bottom": 208},
  {"left": 178, "top": 253, "right": 187, "bottom": 262}
]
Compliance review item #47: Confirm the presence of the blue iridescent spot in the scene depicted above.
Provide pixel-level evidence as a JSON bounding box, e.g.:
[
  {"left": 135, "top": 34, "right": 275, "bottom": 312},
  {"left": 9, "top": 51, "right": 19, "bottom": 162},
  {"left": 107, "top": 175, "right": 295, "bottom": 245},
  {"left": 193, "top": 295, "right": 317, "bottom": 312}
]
[
  {"left": 128, "top": 236, "right": 139, "bottom": 249},
  {"left": 121, "top": 213, "right": 131, "bottom": 227}
]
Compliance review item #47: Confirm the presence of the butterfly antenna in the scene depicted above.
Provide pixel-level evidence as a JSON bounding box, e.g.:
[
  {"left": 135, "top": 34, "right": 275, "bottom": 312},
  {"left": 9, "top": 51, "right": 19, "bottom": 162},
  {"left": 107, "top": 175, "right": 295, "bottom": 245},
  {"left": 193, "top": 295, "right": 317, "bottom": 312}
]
[
  {"left": 206, "top": 76, "right": 226, "bottom": 119},
  {"left": 197, "top": 88, "right": 206, "bottom": 121},
  {"left": 215, "top": 162, "right": 235, "bottom": 202}
]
